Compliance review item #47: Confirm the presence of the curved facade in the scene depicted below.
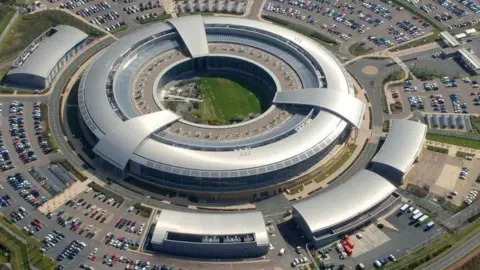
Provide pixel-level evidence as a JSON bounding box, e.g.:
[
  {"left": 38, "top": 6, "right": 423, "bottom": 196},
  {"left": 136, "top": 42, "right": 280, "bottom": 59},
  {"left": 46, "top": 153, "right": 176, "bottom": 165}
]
[
  {"left": 79, "top": 16, "right": 365, "bottom": 194},
  {"left": 7, "top": 25, "right": 88, "bottom": 89},
  {"left": 371, "top": 120, "right": 427, "bottom": 184},
  {"left": 292, "top": 120, "right": 426, "bottom": 247}
]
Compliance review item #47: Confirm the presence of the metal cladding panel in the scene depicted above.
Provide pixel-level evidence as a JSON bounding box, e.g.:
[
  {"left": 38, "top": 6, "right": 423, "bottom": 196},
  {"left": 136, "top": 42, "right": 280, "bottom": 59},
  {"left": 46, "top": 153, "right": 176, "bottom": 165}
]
[
  {"left": 273, "top": 88, "right": 365, "bottom": 128},
  {"left": 167, "top": 15, "right": 209, "bottom": 58},
  {"left": 133, "top": 112, "right": 343, "bottom": 171},
  {"left": 8, "top": 25, "right": 88, "bottom": 79},
  {"left": 80, "top": 22, "right": 173, "bottom": 135},
  {"left": 292, "top": 170, "right": 396, "bottom": 235},
  {"left": 202, "top": 16, "right": 353, "bottom": 94},
  {"left": 93, "top": 111, "right": 180, "bottom": 169},
  {"left": 371, "top": 120, "right": 426, "bottom": 174},
  {"left": 150, "top": 210, "right": 269, "bottom": 247}
]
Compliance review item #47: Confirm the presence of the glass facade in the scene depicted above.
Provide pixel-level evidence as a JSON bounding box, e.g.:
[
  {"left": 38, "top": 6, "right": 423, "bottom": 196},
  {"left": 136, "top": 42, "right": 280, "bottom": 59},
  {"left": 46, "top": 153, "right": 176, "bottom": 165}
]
[{"left": 127, "top": 133, "right": 341, "bottom": 192}]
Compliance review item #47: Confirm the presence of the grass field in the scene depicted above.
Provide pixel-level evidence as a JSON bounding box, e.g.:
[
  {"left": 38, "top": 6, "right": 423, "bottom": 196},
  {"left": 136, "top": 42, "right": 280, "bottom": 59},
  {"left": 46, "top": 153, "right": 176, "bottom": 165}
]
[
  {"left": 426, "top": 133, "right": 480, "bottom": 149},
  {"left": 196, "top": 77, "right": 262, "bottom": 124},
  {"left": 0, "top": 10, "right": 104, "bottom": 62},
  {"left": 0, "top": 216, "right": 57, "bottom": 270},
  {"left": 0, "top": 5, "right": 14, "bottom": 34}
]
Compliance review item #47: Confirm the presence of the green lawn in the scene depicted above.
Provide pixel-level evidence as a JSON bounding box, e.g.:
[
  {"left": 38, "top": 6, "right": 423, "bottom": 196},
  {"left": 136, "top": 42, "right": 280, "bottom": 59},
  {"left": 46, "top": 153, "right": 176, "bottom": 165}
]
[
  {"left": 0, "top": 217, "right": 56, "bottom": 270},
  {"left": 196, "top": 77, "right": 262, "bottom": 124},
  {"left": 40, "top": 103, "right": 59, "bottom": 150},
  {"left": 349, "top": 42, "right": 373, "bottom": 56},
  {"left": 384, "top": 221, "right": 480, "bottom": 270},
  {"left": 0, "top": 6, "right": 14, "bottom": 35},
  {"left": 0, "top": 10, "right": 104, "bottom": 62},
  {"left": 426, "top": 133, "right": 480, "bottom": 149}
]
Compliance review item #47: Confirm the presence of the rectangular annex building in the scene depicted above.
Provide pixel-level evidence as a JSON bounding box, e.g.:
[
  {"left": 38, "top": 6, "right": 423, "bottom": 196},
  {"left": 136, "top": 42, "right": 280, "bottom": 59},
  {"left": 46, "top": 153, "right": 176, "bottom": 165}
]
[
  {"left": 150, "top": 209, "right": 269, "bottom": 258},
  {"left": 6, "top": 25, "right": 88, "bottom": 89},
  {"left": 370, "top": 119, "right": 427, "bottom": 184}
]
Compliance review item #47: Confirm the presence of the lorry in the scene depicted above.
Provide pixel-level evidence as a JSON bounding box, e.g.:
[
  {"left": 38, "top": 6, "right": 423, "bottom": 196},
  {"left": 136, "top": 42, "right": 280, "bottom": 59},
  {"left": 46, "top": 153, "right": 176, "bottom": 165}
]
[
  {"left": 345, "top": 238, "right": 355, "bottom": 248},
  {"left": 412, "top": 212, "right": 423, "bottom": 221},
  {"left": 343, "top": 245, "right": 352, "bottom": 255},
  {"left": 418, "top": 215, "right": 429, "bottom": 225},
  {"left": 400, "top": 203, "right": 409, "bottom": 212}
]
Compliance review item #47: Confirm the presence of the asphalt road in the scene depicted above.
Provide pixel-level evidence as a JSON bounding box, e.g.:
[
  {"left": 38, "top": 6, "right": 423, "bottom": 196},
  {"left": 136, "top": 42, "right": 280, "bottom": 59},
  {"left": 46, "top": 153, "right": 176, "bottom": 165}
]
[{"left": 423, "top": 231, "right": 480, "bottom": 270}]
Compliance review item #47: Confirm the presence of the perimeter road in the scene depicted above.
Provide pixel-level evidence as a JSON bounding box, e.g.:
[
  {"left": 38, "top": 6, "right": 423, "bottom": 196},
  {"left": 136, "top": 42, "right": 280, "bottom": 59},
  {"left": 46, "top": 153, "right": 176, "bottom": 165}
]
[{"left": 423, "top": 231, "right": 480, "bottom": 270}]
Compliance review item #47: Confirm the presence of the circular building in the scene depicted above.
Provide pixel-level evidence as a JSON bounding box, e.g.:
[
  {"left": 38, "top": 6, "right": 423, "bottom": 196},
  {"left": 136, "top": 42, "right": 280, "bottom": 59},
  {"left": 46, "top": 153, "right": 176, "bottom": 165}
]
[{"left": 78, "top": 16, "right": 365, "bottom": 198}]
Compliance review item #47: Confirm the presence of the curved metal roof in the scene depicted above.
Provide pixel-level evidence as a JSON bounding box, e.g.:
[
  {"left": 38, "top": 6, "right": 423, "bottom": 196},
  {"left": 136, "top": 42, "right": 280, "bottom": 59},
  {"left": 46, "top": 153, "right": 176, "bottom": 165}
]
[
  {"left": 93, "top": 110, "right": 179, "bottom": 169},
  {"left": 292, "top": 170, "right": 396, "bottom": 235},
  {"left": 167, "top": 15, "right": 209, "bottom": 57},
  {"left": 371, "top": 120, "right": 426, "bottom": 174},
  {"left": 132, "top": 112, "right": 344, "bottom": 172},
  {"left": 151, "top": 209, "right": 269, "bottom": 246},
  {"left": 8, "top": 25, "right": 88, "bottom": 79},
  {"left": 81, "top": 16, "right": 362, "bottom": 177},
  {"left": 79, "top": 22, "right": 174, "bottom": 137},
  {"left": 273, "top": 88, "right": 365, "bottom": 128}
]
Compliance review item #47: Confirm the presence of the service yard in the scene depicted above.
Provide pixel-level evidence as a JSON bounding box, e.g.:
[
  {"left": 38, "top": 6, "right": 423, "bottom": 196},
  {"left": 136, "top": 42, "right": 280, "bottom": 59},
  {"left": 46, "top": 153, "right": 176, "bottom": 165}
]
[
  {"left": 323, "top": 204, "right": 444, "bottom": 270},
  {"left": 405, "top": 149, "right": 480, "bottom": 207},
  {"left": 262, "top": 0, "right": 435, "bottom": 54}
]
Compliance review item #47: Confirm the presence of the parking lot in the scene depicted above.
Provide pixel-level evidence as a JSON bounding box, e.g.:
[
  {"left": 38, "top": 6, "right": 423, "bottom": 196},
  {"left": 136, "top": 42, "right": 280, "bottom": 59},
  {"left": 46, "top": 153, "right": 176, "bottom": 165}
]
[
  {"left": 323, "top": 204, "right": 445, "bottom": 269},
  {"left": 262, "top": 0, "right": 435, "bottom": 51},
  {"left": 416, "top": 0, "right": 480, "bottom": 31},
  {"left": 175, "top": 0, "right": 248, "bottom": 14},
  {"left": 393, "top": 75, "right": 480, "bottom": 116},
  {"left": 45, "top": 0, "right": 167, "bottom": 33},
  {"left": 405, "top": 149, "right": 480, "bottom": 207},
  {"left": 0, "top": 101, "right": 52, "bottom": 172}
]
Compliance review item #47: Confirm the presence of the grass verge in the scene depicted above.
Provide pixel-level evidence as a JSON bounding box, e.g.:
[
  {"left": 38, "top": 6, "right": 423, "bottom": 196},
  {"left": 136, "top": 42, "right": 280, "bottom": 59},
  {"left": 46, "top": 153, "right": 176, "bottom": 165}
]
[
  {"left": 0, "top": 10, "right": 104, "bottom": 62},
  {"left": 384, "top": 221, "right": 480, "bottom": 270},
  {"left": 261, "top": 14, "right": 340, "bottom": 49},
  {"left": 410, "top": 64, "right": 452, "bottom": 81},
  {"left": 110, "top": 24, "right": 129, "bottom": 34},
  {"left": 0, "top": 217, "right": 56, "bottom": 270},
  {"left": 470, "top": 116, "right": 480, "bottom": 134},
  {"left": 382, "top": 70, "right": 406, "bottom": 113},
  {"left": 313, "top": 144, "right": 357, "bottom": 183},
  {"left": 0, "top": 7, "right": 15, "bottom": 35},
  {"left": 132, "top": 203, "right": 153, "bottom": 218},
  {"left": 0, "top": 227, "right": 27, "bottom": 270},
  {"left": 382, "top": 120, "right": 390, "bottom": 132},
  {"left": 88, "top": 182, "right": 124, "bottom": 206},
  {"left": 426, "top": 133, "right": 480, "bottom": 150},
  {"left": 456, "top": 151, "right": 474, "bottom": 159},
  {"left": 349, "top": 42, "right": 373, "bottom": 56},
  {"left": 390, "top": 29, "right": 440, "bottom": 52},
  {"left": 138, "top": 13, "right": 172, "bottom": 24},
  {"left": 40, "top": 103, "right": 58, "bottom": 150},
  {"left": 389, "top": 0, "right": 444, "bottom": 30},
  {"left": 50, "top": 159, "right": 88, "bottom": 181},
  {"left": 427, "top": 145, "right": 449, "bottom": 154}
]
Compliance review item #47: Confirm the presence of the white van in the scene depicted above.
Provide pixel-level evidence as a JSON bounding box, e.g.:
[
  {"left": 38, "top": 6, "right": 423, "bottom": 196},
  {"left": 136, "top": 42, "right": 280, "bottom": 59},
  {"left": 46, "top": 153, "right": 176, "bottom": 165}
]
[{"left": 279, "top": 248, "right": 285, "bottom": 255}]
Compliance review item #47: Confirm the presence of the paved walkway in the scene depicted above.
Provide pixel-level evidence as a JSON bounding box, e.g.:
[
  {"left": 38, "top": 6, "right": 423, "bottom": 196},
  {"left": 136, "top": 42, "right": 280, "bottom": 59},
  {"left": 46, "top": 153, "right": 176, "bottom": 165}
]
[
  {"left": 37, "top": 178, "right": 93, "bottom": 214},
  {"left": 284, "top": 82, "right": 373, "bottom": 199}
]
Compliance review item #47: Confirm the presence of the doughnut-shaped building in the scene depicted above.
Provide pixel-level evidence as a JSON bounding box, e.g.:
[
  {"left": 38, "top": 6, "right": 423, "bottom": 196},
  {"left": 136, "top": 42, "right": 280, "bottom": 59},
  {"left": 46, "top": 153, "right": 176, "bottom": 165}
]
[{"left": 79, "top": 16, "right": 365, "bottom": 196}]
